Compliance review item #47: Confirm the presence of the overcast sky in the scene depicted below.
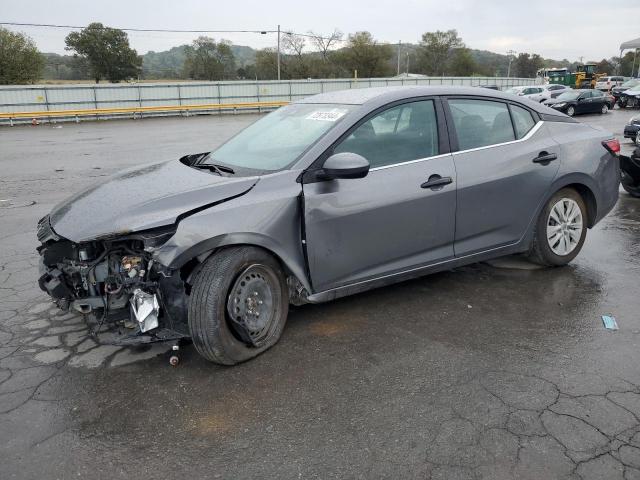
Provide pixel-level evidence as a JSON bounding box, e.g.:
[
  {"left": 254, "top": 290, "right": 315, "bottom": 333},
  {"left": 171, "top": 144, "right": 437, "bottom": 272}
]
[{"left": 2, "top": 0, "right": 638, "bottom": 61}]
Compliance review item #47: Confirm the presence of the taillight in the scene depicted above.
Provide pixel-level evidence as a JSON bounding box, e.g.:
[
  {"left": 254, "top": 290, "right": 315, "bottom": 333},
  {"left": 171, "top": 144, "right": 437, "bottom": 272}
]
[{"left": 602, "top": 138, "right": 620, "bottom": 155}]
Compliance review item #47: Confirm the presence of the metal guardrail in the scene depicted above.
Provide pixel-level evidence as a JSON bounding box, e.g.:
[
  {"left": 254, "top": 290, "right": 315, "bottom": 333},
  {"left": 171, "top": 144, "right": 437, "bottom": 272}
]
[
  {"left": 0, "top": 76, "right": 538, "bottom": 125},
  {"left": 0, "top": 101, "right": 289, "bottom": 125}
]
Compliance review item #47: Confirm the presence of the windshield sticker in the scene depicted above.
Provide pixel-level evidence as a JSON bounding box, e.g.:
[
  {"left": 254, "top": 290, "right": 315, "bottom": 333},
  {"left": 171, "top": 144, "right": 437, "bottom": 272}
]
[{"left": 306, "top": 109, "right": 348, "bottom": 122}]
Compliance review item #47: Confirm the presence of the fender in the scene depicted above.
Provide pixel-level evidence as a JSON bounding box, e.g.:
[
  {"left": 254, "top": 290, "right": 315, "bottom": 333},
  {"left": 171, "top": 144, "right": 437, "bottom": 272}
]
[{"left": 159, "top": 232, "right": 312, "bottom": 293}]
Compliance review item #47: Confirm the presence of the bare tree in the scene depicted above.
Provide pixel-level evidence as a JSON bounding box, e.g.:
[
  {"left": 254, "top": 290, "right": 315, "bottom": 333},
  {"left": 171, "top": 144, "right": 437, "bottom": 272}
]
[
  {"left": 282, "top": 32, "right": 309, "bottom": 77},
  {"left": 308, "top": 29, "right": 343, "bottom": 61}
]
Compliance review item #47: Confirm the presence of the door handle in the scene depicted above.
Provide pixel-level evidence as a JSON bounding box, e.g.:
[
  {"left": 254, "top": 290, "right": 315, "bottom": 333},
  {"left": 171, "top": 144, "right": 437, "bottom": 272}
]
[
  {"left": 421, "top": 175, "right": 453, "bottom": 189},
  {"left": 532, "top": 152, "right": 558, "bottom": 164}
]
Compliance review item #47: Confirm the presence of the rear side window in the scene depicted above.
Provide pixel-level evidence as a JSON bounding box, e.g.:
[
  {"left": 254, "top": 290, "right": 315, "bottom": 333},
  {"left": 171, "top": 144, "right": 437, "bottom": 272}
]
[
  {"left": 333, "top": 100, "right": 439, "bottom": 168},
  {"left": 592, "top": 90, "right": 604, "bottom": 97},
  {"left": 510, "top": 105, "right": 536, "bottom": 139},
  {"left": 448, "top": 99, "right": 515, "bottom": 150}
]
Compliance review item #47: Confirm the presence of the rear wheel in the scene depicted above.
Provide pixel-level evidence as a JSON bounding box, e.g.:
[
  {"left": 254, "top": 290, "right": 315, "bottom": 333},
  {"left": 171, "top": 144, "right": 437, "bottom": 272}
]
[
  {"left": 188, "top": 246, "right": 289, "bottom": 365},
  {"left": 528, "top": 188, "right": 587, "bottom": 266},
  {"left": 566, "top": 106, "right": 575, "bottom": 117},
  {"left": 600, "top": 103, "right": 609, "bottom": 114}
]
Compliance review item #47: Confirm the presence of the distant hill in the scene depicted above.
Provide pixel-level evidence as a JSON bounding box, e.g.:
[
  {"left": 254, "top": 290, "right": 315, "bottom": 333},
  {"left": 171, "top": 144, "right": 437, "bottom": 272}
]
[
  {"left": 142, "top": 44, "right": 257, "bottom": 79},
  {"left": 43, "top": 43, "right": 582, "bottom": 80}
]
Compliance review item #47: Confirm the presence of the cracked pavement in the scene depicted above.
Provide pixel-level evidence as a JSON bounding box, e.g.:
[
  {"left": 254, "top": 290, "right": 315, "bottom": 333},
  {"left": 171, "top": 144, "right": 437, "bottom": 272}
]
[{"left": 1, "top": 110, "right": 640, "bottom": 479}]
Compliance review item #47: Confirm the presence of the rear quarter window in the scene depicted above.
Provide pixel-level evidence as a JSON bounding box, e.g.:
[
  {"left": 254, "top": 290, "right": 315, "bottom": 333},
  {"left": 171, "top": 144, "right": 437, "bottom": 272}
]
[{"left": 510, "top": 105, "right": 536, "bottom": 139}]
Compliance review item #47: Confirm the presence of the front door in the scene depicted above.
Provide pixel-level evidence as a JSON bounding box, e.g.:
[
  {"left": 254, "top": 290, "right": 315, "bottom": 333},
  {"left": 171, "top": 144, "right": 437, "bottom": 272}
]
[
  {"left": 302, "top": 99, "right": 457, "bottom": 293},
  {"left": 446, "top": 98, "right": 560, "bottom": 256}
]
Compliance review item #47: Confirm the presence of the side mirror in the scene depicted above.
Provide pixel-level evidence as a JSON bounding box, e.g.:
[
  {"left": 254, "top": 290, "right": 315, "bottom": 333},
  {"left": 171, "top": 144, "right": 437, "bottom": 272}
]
[{"left": 319, "top": 152, "right": 370, "bottom": 180}]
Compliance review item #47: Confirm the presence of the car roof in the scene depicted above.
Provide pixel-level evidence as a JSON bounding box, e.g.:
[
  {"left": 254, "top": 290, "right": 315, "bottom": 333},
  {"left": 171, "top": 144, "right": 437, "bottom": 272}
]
[{"left": 296, "top": 85, "right": 554, "bottom": 113}]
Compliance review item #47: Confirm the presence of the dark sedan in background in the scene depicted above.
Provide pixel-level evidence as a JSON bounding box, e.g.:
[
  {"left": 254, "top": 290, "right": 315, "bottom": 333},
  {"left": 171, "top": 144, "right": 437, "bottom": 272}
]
[
  {"left": 544, "top": 89, "right": 614, "bottom": 117},
  {"left": 625, "top": 114, "right": 640, "bottom": 145}
]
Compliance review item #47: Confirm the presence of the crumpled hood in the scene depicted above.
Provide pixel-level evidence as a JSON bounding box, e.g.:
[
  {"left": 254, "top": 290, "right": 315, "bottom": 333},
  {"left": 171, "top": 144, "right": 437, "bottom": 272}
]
[{"left": 50, "top": 159, "right": 258, "bottom": 242}]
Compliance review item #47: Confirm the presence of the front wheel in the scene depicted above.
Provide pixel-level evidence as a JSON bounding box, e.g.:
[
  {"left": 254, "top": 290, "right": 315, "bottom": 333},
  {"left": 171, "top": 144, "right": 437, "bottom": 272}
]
[
  {"left": 188, "top": 246, "right": 289, "bottom": 365},
  {"left": 566, "top": 106, "right": 575, "bottom": 117},
  {"left": 528, "top": 189, "right": 587, "bottom": 266}
]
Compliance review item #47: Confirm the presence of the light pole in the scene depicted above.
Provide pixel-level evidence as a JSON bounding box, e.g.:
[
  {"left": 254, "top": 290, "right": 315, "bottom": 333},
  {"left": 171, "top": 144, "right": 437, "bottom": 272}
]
[
  {"left": 397, "top": 41, "right": 401, "bottom": 76},
  {"left": 506, "top": 50, "right": 516, "bottom": 77},
  {"left": 277, "top": 24, "right": 281, "bottom": 81}
]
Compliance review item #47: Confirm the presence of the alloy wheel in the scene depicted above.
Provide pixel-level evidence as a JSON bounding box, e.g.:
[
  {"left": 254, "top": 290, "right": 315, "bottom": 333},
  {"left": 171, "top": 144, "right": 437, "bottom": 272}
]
[
  {"left": 566, "top": 106, "right": 575, "bottom": 117},
  {"left": 547, "top": 198, "right": 583, "bottom": 256},
  {"left": 601, "top": 104, "right": 608, "bottom": 114}
]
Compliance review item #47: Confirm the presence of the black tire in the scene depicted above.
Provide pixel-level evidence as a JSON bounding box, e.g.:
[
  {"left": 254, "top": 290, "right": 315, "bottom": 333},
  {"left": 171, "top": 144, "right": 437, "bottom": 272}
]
[
  {"left": 566, "top": 105, "right": 575, "bottom": 117},
  {"left": 528, "top": 188, "right": 588, "bottom": 266},
  {"left": 622, "top": 182, "right": 640, "bottom": 198},
  {"left": 188, "top": 246, "right": 289, "bottom": 365}
]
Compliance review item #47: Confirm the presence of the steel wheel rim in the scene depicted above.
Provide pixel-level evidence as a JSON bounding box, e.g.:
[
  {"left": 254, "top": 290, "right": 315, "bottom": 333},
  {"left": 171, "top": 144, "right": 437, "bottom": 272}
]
[
  {"left": 227, "top": 264, "right": 278, "bottom": 347},
  {"left": 547, "top": 198, "right": 583, "bottom": 256}
]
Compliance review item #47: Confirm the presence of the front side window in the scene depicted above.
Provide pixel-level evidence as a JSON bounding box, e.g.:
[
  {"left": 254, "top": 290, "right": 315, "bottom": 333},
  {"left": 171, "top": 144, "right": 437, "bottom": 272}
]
[
  {"left": 333, "top": 100, "right": 439, "bottom": 169},
  {"left": 448, "top": 99, "right": 515, "bottom": 150},
  {"left": 206, "top": 103, "right": 354, "bottom": 172},
  {"left": 510, "top": 105, "right": 536, "bottom": 139}
]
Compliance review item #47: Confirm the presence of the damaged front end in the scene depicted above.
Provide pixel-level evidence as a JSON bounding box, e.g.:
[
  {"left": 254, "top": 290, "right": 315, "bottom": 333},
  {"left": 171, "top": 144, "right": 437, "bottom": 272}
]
[{"left": 37, "top": 215, "right": 189, "bottom": 345}]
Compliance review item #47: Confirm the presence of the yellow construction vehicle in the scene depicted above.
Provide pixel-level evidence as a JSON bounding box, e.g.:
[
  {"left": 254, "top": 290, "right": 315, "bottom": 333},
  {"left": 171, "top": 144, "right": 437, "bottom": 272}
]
[{"left": 575, "top": 64, "right": 606, "bottom": 89}]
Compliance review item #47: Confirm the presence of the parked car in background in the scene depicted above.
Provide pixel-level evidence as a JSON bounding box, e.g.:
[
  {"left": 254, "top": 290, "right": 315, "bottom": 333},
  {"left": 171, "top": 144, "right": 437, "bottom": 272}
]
[
  {"left": 595, "top": 76, "right": 626, "bottom": 92},
  {"left": 543, "top": 84, "right": 572, "bottom": 99},
  {"left": 506, "top": 85, "right": 570, "bottom": 103},
  {"left": 37, "top": 86, "right": 621, "bottom": 365},
  {"left": 624, "top": 114, "right": 640, "bottom": 144},
  {"left": 613, "top": 79, "right": 640, "bottom": 105},
  {"left": 619, "top": 86, "right": 640, "bottom": 109},
  {"left": 505, "top": 85, "right": 545, "bottom": 102},
  {"left": 544, "top": 89, "right": 614, "bottom": 116},
  {"left": 620, "top": 146, "right": 640, "bottom": 197}
]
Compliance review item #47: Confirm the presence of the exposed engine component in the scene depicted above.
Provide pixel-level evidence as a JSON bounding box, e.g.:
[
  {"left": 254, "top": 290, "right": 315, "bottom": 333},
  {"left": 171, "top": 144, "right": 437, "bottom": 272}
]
[{"left": 37, "top": 216, "right": 188, "bottom": 343}]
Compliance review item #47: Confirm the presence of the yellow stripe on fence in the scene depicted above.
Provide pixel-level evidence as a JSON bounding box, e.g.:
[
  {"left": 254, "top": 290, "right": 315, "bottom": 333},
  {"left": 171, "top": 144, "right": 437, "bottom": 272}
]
[{"left": 0, "top": 101, "right": 290, "bottom": 119}]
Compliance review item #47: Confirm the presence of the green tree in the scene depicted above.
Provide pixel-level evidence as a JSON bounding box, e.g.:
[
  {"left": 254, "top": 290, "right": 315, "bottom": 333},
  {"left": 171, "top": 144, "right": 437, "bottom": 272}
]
[
  {"left": 0, "top": 27, "right": 44, "bottom": 84},
  {"left": 332, "top": 31, "right": 393, "bottom": 78},
  {"left": 512, "top": 53, "right": 544, "bottom": 78},
  {"left": 417, "top": 30, "right": 464, "bottom": 76},
  {"left": 183, "top": 37, "right": 236, "bottom": 81},
  {"left": 254, "top": 48, "right": 279, "bottom": 80},
  {"left": 65, "top": 22, "right": 142, "bottom": 83},
  {"left": 449, "top": 48, "right": 477, "bottom": 76}
]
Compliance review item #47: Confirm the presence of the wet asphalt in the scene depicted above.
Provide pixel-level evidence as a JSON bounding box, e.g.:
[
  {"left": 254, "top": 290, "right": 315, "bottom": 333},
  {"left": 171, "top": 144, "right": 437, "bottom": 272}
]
[{"left": 1, "top": 108, "right": 640, "bottom": 479}]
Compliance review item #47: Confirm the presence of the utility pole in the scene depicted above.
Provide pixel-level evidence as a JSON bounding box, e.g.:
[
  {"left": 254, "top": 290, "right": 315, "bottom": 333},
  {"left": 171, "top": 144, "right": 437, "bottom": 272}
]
[
  {"left": 397, "top": 41, "right": 401, "bottom": 76},
  {"left": 277, "top": 24, "right": 281, "bottom": 81},
  {"left": 507, "top": 50, "right": 516, "bottom": 77},
  {"left": 406, "top": 52, "right": 410, "bottom": 74}
]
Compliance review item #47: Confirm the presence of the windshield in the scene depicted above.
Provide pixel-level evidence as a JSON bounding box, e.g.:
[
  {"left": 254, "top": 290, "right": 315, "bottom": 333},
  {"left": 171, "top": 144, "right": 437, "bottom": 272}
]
[
  {"left": 205, "top": 103, "right": 353, "bottom": 172},
  {"left": 622, "top": 79, "right": 640, "bottom": 88},
  {"left": 556, "top": 91, "right": 581, "bottom": 101}
]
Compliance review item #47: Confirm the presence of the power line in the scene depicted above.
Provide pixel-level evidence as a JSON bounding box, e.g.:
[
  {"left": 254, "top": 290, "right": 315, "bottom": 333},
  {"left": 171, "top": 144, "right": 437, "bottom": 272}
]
[{"left": 0, "top": 21, "right": 345, "bottom": 41}]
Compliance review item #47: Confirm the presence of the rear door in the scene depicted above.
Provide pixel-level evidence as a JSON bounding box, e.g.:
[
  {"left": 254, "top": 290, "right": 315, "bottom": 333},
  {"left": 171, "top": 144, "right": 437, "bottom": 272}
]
[
  {"left": 445, "top": 97, "right": 560, "bottom": 256},
  {"left": 302, "top": 98, "right": 457, "bottom": 292}
]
